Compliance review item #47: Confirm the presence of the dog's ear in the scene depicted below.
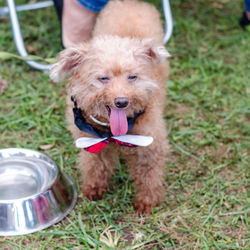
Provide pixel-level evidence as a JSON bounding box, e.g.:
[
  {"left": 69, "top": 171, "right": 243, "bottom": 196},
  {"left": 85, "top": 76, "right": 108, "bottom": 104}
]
[
  {"left": 141, "top": 38, "right": 171, "bottom": 64},
  {"left": 49, "top": 45, "right": 87, "bottom": 82}
]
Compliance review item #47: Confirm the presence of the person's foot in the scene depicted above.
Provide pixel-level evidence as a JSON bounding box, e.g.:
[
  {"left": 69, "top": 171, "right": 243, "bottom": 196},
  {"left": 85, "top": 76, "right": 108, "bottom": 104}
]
[
  {"left": 239, "top": 11, "right": 250, "bottom": 30},
  {"left": 62, "top": 0, "right": 97, "bottom": 47}
]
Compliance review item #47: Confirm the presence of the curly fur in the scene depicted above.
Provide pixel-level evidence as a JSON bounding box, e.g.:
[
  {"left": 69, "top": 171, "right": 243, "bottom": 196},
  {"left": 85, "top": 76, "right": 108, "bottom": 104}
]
[{"left": 50, "top": 0, "right": 170, "bottom": 214}]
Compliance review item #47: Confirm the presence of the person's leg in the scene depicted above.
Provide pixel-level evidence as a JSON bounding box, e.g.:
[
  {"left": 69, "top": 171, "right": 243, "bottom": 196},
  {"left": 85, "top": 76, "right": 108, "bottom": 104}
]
[
  {"left": 63, "top": 0, "right": 109, "bottom": 47},
  {"left": 240, "top": 0, "right": 250, "bottom": 30},
  {"left": 245, "top": 0, "right": 250, "bottom": 18}
]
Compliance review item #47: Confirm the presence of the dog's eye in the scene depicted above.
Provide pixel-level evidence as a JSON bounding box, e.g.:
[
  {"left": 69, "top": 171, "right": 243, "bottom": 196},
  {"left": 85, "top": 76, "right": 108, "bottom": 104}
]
[
  {"left": 98, "top": 76, "right": 110, "bottom": 84},
  {"left": 128, "top": 75, "right": 137, "bottom": 81}
]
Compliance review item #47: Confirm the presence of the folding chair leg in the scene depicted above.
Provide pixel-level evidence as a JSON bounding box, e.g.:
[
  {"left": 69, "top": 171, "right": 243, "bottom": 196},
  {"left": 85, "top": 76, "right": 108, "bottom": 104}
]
[
  {"left": 162, "top": 0, "right": 173, "bottom": 44},
  {"left": 6, "top": 0, "right": 52, "bottom": 72}
]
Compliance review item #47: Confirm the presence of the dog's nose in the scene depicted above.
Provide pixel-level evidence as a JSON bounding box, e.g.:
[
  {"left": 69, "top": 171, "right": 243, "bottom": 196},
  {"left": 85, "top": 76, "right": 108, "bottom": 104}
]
[{"left": 114, "top": 97, "right": 129, "bottom": 108}]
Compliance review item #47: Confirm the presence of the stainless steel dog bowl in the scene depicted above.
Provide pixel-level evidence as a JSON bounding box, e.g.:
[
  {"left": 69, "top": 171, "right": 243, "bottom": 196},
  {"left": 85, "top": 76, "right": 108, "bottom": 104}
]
[{"left": 0, "top": 148, "right": 77, "bottom": 236}]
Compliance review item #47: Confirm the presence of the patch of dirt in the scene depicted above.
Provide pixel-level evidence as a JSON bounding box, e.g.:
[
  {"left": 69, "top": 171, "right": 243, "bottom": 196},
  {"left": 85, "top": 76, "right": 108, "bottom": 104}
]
[
  {"left": 166, "top": 102, "right": 192, "bottom": 117},
  {"left": 210, "top": 143, "right": 232, "bottom": 162},
  {"left": 224, "top": 225, "right": 248, "bottom": 241},
  {"left": 122, "top": 227, "right": 134, "bottom": 245}
]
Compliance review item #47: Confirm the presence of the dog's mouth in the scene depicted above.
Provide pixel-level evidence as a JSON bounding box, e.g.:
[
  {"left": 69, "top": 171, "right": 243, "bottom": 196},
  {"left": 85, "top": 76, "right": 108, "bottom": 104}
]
[{"left": 106, "top": 106, "right": 128, "bottom": 136}]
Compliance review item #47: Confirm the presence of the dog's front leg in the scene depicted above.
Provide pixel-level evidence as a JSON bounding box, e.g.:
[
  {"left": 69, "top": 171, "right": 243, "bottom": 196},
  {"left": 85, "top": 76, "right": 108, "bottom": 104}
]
[
  {"left": 126, "top": 138, "right": 167, "bottom": 214},
  {"left": 78, "top": 144, "right": 118, "bottom": 200}
]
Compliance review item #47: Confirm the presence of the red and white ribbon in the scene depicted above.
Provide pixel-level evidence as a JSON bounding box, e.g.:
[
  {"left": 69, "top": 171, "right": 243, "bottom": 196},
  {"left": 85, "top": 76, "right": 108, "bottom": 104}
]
[{"left": 75, "top": 135, "right": 153, "bottom": 153}]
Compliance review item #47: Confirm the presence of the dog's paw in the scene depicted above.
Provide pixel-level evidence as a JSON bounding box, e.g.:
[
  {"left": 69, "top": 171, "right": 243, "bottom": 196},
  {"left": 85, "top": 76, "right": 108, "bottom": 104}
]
[
  {"left": 134, "top": 201, "right": 152, "bottom": 215},
  {"left": 82, "top": 186, "right": 106, "bottom": 201}
]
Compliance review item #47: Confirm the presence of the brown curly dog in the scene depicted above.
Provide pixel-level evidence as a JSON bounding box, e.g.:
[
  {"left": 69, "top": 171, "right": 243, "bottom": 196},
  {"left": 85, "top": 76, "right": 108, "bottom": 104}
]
[{"left": 50, "top": 0, "right": 170, "bottom": 214}]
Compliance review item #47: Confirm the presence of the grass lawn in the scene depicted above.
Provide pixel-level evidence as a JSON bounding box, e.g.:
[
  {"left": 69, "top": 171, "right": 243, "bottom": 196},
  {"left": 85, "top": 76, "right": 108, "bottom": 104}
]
[{"left": 0, "top": 0, "right": 249, "bottom": 249}]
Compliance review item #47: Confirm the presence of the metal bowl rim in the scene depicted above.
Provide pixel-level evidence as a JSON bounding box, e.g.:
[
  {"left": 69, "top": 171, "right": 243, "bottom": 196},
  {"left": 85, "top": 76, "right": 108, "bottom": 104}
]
[{"left": 0, "top": 148, "right": 59, "bottom": 202}]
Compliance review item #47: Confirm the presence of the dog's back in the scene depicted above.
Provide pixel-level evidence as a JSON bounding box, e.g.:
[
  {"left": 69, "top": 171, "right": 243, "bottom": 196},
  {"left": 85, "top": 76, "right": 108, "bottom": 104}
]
[{"left": 93, "top": 0, "right": 164, "bottom": 44}]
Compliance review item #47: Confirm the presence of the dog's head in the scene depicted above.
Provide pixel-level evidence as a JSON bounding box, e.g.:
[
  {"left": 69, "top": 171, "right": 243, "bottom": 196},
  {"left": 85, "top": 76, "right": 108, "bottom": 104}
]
[{"left": 50, "top": 35, "right": 170, "bottom": 136}]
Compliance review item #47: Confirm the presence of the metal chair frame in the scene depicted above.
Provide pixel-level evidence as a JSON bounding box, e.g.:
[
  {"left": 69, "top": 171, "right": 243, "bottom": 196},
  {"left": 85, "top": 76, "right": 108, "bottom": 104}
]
[{"left": 0, "top": 0, "right": 173, "bottom": 71}]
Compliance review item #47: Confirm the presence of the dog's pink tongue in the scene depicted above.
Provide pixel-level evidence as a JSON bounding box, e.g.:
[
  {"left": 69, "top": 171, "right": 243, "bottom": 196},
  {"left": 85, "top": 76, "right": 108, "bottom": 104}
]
[{"left": 110, "top": 107, "right": 128, "bottom": 136}]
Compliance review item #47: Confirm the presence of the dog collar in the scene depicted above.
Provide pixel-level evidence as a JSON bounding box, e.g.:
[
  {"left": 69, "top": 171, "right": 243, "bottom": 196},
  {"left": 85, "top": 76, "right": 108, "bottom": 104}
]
[{"left": 89, "top": 115, "right": 109, "bottom": 127}]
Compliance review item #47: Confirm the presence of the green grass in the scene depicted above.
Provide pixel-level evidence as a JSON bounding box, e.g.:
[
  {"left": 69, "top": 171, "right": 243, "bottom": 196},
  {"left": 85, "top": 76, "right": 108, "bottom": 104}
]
[{"left": 0, "top": 0, "right": 249, "bottom": 248}]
